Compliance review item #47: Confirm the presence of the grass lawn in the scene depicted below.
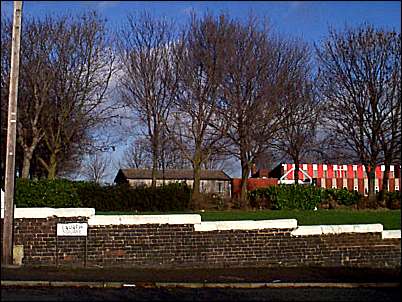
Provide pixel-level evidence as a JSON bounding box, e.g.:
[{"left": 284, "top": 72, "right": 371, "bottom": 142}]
[{"left": 96, "top": 209, "right": 401, "bottom": 230}]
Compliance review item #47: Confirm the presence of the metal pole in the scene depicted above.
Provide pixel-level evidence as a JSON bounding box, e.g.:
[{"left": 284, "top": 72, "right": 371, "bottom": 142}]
[{"left": 2, "top": 1, "right": 23, "bottom": 266}]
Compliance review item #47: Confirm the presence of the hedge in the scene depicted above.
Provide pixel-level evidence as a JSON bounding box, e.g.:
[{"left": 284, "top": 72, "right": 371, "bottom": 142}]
[
  {"left": 249, "top": 184, "right": 362, "bottom": 210},
  {"left": 14, "top": 179, "right": 191, "bottom": 211},
  {"left": 15, "top": 179, "right": 82, "bottom": 208}
]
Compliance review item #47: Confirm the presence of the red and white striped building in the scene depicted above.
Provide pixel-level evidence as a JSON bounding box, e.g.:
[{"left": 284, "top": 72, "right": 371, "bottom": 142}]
[{"left": 268, "top": 163, "right": 401, "bottom": 195}]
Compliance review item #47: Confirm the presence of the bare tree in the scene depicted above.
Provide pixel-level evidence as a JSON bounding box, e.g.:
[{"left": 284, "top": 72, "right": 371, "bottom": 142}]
[
  {"left": 37, "top": 12, "right": 116, "bottom": 179},
  {"left": 219, "top": 16, "right": 298, "bottom": 205},
  {"left": 316, "top": 25, "right": 401, "bottom": 201},
  {"left": 82, "top": 153, "right": 109, "bottom": 183},
  {"left": 120, "top": 137, "right": 152, "bottom": 169},
  {"left": 1, "top": 17, "right": 55, "bottom": 179},
  {"left": 159, "top": 129, "right": 191, "bottom": 170},
  {"left": 272, "top": 46, "right": 322, "bottom": 183},
  {"left": 117, "top": 12, "right": 177, "bottom": 188},
  {"left": 168, "top": 13, "right": 231, "bottom": 208}
]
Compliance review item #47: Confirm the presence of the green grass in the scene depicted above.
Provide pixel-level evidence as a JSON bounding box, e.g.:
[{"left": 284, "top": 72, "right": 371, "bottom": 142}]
[{"left": 96, "top": 209, "right": 401, "bottom": 230}]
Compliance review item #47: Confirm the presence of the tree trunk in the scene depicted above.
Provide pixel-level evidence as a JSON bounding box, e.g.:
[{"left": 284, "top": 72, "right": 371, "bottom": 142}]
[
  {"left": 376, "top": 161, "right": 390, "bottom": 205},
  {"left": 47, "top": 152, "right": 58, "bottom": 180},
  {"left": 294, "top": 157, "right": 300, "bottom": 185},
  {"left": 21, "top": 150, "right": 33, "bottom": 179},
  {"left": 240, "top": 158, "right": 250, "bottom": 209},
  {"left": 151, "top": 149, "right": 158, "bottom": 188},
  {"left": 151, "top": 134, "right": 158, "bottom": 188},
  {"left": 367, "top": 164, "right": 376, "bottom": 206},
  {"left": 191, "top": 162, "right": 201, "bottom": 210},
  {"left": 381, "top": 162, "right": 390, "bottom": 193}
]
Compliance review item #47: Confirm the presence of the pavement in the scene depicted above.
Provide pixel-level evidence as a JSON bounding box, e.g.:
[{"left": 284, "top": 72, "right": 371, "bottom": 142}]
[{"left": 1, "top": 266, "right": 400, "bottom": 288}]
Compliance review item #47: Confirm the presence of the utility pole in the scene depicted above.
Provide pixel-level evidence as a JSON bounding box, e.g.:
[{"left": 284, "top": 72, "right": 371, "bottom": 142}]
[{"left": 2, "top": 1, "right": 23, "bottom": 266}]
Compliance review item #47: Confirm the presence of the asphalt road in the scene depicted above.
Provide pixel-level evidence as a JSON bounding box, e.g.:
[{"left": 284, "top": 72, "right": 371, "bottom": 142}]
[
  {"left": 2, "top": 266, "right": 400, "bottom": 283},
  {"left": 2, "top": 286, "right": 401, "bottom": 302}
]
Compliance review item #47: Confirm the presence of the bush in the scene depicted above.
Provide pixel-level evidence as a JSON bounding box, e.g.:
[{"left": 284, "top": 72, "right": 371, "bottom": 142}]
[
  {"left": 384, "top": 191, "right": 401, "bottom": 209},
  {"left": 249, "top": 184, "right": 321, "bottom": 210},
  {"left": 249, "top": 185, "right": 362, "bottom": 210},
  {"left": 15, "top": 178, "right": 82, "bottom": 208},
  {"left": 322, "top": 188, "right": 361, "bottom": 207},
  {"left": 95, "top": 182, "right": 189, "bottom": 211},
  {"left": 14, "top": 179, "right": 191, "bottom": 212}
]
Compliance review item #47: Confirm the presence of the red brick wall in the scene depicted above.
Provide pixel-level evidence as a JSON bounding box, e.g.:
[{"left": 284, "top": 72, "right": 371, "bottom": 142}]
[
  {"left": 2, "top": 217, "right": 400, "bottom": 269},
  {"left": 232, "top": 178, "right": 278, "bottom": 198}
]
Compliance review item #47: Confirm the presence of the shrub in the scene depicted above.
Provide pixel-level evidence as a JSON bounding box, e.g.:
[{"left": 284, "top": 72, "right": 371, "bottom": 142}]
[
  {"left": 384, "top": 191, "right": 401, "bottom": 209},
  {"left": 76, "top": 181, "right": 191, "bottom": 212},
  {"left": 14, "top": 179, "right": 191, "bottom": 212},
  {"left": 322, "top": 188, "right": 361, "bottom": 206},
  {"left": 249, "top": 184, "right": 322, "bottom": 210},
  {"left": 249, "top": 185, "right": 361, "bottom": 210},
  {"left": 15, "top": 178, "right": 82, "bottom": 208}
]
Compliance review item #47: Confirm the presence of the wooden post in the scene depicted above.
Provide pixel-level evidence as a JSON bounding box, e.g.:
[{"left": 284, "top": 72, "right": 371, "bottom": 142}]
[{"left": 2, "top": 1, "right": 23, "bottom": 266}]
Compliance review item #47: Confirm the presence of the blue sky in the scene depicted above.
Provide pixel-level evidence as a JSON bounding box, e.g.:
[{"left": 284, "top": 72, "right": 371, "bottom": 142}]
[
  {"left": 1, "top": 1, "right": 401, "bottom": 180},
  {"left": 1, "top": 1, "right": 401, "bottom": 44}
]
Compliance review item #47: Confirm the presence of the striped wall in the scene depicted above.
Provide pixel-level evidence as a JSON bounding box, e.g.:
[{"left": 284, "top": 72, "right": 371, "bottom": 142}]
[{"left": 280, "top": 164, "right": 400, "bottom": 194}]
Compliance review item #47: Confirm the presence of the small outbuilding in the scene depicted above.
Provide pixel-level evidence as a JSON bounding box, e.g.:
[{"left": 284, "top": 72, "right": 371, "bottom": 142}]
[{"left": 114, "top": 168, "right": 232, "bottom": 196}]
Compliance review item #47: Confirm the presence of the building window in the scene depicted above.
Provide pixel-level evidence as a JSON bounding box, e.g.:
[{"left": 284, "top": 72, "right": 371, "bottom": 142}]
[
  {"left": 333, "top": 169, "right": 337, "bottom": 178},
  {"left": 324, "top": 170, "right": 327, "bottom": 178},
  {"left": 354, "top": 171, "right": 358, "bottom": 178},
  {"left": 313, "top": 169, "right": 318, "bottom": 178}
]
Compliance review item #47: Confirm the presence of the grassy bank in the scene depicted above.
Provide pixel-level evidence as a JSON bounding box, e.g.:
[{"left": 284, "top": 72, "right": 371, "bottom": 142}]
[{"left": 96, "top": 209, "right": 401, "bottom": 230}]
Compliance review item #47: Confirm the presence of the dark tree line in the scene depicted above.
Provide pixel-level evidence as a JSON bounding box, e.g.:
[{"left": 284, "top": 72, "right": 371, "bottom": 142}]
[
  {"left": 316, "top": 25, "right": 401, "bottom": 201},
  {"left": 1, "top": 11, "right": 400, "bottom": 207},
  {"left": 1, "top": 12, "right": 117, "bottom": 181}
]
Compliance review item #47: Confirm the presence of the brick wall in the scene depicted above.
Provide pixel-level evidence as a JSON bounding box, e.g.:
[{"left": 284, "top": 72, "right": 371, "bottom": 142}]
[{"left": 1, "top": 209, "right": 401, "bottom": 269}]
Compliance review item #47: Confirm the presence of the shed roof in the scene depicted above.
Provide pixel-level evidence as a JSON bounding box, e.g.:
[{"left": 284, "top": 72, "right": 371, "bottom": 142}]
[{"left": 116, "top": 169, "right": 231, "bottom": 181}]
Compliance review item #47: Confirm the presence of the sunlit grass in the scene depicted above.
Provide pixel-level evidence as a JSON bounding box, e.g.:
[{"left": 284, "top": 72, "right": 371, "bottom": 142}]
[{"left": 96, "top": 209, "right": 401, "bottom": 230}]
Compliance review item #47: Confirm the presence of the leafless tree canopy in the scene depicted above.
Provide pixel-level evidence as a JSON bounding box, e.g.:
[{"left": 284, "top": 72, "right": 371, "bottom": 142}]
[
  {"left": 271, "top": 42, "right": 323, "bottom": 182},
  {"left": 2, "top": 7, "right": 400, "bottom": 203},
  {"left": 2, "top": 12, "right": 117, "bottom": 180},
  {"left": 218, "top": 16, "right": 310, "bottom": 204},
  {"left": 81, "top": 153, "right": 109, "bottom": 183},
  {"left": 316, "top": 25, "right": 401, "bottom": 197},
  {"left": 117, "top": 13, "right": 178, "bottom": 187},
  {"left": 166, "top": 13, "right": 233, "bottom": 208}
]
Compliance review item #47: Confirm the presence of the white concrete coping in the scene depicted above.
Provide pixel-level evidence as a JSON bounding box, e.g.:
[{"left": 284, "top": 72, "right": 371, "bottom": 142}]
[
  {"left": 12, "top": 208, "right": 95, "bottom": 219},
  {"left": 88, "top": 214, "right": 201, "bottom": 226},
  {"left": 194, "top": 219, "right": 298, "bottom": 232},
  {"left": 382, "top": 230, "right": 401, "bottom": 239},
  {"left": 291, "top": 224, "right": 383, "bottom": 236}
]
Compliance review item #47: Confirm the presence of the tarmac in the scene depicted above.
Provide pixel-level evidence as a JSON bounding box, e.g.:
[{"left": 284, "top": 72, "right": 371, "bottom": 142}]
[{"left": 1, "top": 266, "right": 400, "bottom": 289}]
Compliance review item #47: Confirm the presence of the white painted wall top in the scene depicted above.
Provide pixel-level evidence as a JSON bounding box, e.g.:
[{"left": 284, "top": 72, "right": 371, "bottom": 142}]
[
  {"left": 13, "top": 208, "right": 95, "bottom": 219},
  {"left": 291, "top": 224, "right": 383, "bottom": 236},
  {"left": 382, "top": 230, "right": 401, "bottom": 239},
  {"left": 194, "top": 219, "right": 298, "bottom": 232},
  {"left": 88, "top": 214, "right": 201, "bottom": 226}
]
